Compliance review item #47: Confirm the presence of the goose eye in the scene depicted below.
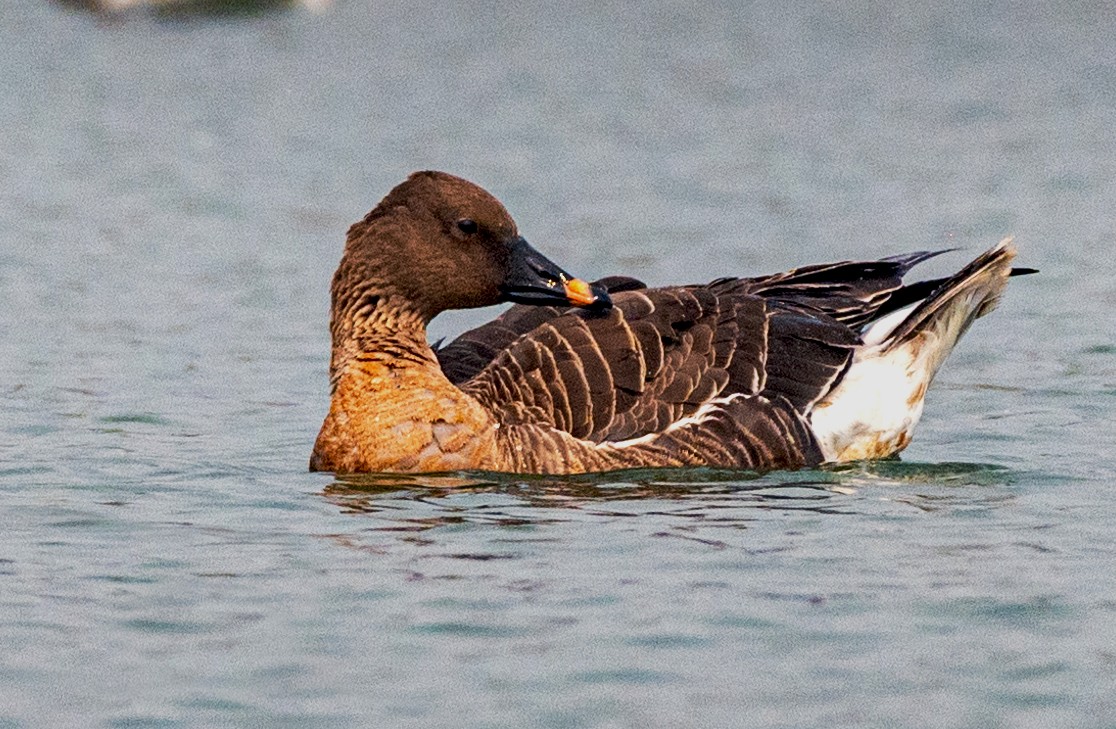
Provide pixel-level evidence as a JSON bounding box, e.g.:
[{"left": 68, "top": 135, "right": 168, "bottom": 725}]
[{"left": 456, "top": 218, "right": 478, "bottom": 235}]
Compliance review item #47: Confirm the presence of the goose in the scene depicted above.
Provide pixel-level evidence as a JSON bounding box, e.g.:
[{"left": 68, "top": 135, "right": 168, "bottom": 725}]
[{"left": 310, "top": 171, "right": 1030, "bottom": 474}]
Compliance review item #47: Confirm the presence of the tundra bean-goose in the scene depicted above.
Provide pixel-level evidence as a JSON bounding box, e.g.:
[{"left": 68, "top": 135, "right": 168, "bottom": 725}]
[{"left": 310, "top": 171, "right": 1031, "bottom": 474}]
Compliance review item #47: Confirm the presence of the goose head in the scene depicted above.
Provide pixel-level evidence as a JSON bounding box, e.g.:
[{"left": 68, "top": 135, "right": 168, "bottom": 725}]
[{"left": 334, "top": 171, "right": 611, "bottom": 324}]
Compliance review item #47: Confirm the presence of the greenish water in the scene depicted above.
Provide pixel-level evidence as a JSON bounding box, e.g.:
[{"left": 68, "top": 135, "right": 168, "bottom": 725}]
[{"left": 2, "top": 1, "right": 1115, "bottom": 727}]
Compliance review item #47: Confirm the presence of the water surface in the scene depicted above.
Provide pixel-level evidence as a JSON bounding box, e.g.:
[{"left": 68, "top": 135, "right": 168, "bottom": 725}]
[{"left": 2, "top": 1, "right": 1115, "bottom": 727}]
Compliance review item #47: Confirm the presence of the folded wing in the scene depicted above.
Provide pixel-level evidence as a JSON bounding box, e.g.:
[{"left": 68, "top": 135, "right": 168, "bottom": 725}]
[{"left": 435, "top": 251, "right": 955, "bottom": 468}]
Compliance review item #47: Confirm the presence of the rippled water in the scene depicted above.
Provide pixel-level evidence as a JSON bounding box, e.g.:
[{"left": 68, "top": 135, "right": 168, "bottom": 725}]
[{"left": 2, "top": 1, "right": 1115, "bottom": 726}]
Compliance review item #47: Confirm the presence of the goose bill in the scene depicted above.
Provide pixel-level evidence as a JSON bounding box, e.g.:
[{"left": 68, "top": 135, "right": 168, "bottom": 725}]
[{"left": 500, "top": 237, "right": 612, "bottom": 310}]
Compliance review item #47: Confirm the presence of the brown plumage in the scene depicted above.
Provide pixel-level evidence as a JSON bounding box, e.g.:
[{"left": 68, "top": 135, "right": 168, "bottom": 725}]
[{"left": 311, "top": 171, "right": 1030, "bottom": 475}]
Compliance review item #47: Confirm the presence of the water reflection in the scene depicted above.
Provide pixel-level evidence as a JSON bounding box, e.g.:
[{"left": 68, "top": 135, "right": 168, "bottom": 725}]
[
  {"left": 320, "top": 460, "right": 1016, "bottom": 519},
  {"left": 315, "top": 461, "right": 1022, "bottom": 584},
  {"left": 324, "top": 468, "right": 823, "bottom": 512}
]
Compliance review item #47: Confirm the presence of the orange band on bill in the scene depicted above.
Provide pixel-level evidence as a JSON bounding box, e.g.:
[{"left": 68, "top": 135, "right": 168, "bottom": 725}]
[{"left": 564, "top": 278, "right": 597, "bottom": 306}]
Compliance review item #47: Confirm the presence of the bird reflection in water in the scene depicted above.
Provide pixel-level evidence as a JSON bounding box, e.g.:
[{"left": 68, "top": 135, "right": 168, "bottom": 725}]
[
  {"left": 320, "top": 468, "right": 856, "bottom": 517},
  {"left": 315, "top": 462, "right": 1014, "bottom": 564},
  {"left": 319, "top": 460, "right": 1014, "bottom": 518}
]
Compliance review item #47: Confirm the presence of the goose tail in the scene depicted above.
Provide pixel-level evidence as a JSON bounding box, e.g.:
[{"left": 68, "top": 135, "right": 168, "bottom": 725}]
[
  {"left": 809, "top": 238, "right": 1020, "bottom": 462},
  {"left": 878, "top": 237, "right": 1018, "bottom": 359}
]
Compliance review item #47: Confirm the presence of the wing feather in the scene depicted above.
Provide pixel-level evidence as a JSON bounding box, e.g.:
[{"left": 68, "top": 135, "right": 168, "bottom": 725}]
[{"left": 438, "top": 249, "right": 955, "bottom": 471}]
